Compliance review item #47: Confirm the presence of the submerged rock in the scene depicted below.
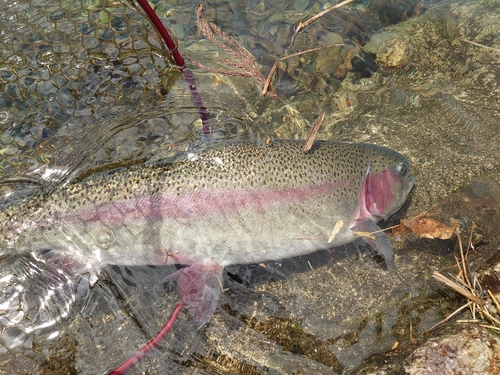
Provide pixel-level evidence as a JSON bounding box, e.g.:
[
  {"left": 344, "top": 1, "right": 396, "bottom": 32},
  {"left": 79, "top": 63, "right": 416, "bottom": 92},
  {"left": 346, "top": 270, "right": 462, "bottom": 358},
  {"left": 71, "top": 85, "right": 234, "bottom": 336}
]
[
  {"left": 364, "top": 32, "right": 414, "bottom": 68},
  {"left": 405, "top": 324, "right": 500, "bottom": 375}
]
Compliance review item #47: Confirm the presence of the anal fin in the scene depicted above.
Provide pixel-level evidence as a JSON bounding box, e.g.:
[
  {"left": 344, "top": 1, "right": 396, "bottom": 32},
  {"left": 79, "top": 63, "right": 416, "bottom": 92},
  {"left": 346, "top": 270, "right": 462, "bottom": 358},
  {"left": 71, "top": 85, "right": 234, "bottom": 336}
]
[{"left": 166, "top": 263, "right": 224, "bottom": 328}]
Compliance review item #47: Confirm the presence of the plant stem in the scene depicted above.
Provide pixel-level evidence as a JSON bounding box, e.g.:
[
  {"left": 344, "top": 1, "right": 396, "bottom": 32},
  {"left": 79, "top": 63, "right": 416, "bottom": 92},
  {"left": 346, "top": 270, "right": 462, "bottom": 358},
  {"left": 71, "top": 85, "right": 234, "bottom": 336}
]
[{"left": 135, "top": 0, "right": 210, "bottom": 135}]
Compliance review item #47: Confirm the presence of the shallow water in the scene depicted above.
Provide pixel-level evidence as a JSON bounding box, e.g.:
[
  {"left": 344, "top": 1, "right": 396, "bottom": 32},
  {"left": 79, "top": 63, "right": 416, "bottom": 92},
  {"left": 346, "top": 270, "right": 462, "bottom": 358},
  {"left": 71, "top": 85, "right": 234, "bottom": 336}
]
[{"left": 1, "top": 0, "right": 500, "bottom": 374}]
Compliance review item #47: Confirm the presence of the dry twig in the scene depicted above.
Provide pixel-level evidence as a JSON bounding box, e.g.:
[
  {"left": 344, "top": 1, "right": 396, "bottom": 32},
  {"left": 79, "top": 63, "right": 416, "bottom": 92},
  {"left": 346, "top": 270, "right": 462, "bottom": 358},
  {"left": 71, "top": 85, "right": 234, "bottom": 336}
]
[
  {"left": 431, "top": 230, "right": 500, "bottom": 332},
  {"left": 302, "top": 110, "right": 325, "bottom": 152},
  {"left": 291, "top": 0, "right": 357, "bottom": 44},
  {"left": 489, "top": 290, "right": 500, "bottom": 313},
  {"left": 425, "top": 301, "right": 474, "bottom": 333},
  {"left": 432, "top": 271, "right": 483, "bottom": 306},
  {"left": 261, "top": 44, "right": 343, "bottom": 97},
  {"left": 460, "top": 38, "right": 500, "bottom": 54}
]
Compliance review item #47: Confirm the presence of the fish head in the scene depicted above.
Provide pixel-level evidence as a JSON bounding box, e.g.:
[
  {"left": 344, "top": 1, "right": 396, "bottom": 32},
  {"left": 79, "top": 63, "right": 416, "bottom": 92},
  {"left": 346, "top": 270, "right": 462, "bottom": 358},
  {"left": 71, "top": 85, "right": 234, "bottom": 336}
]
[{"left": 362, "top": 147, "right": 414, "bottom": 221}]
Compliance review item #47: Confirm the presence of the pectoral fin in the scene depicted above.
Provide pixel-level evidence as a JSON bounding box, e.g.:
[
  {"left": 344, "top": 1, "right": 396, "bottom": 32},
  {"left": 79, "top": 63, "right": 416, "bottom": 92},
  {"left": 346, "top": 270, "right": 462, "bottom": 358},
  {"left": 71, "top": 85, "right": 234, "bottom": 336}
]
[
  {"left": 352, "top": 220, "right": 396, "bottom": 271},
  {"left": 166, "top": 263, "right": 224, "bottom": 328}
]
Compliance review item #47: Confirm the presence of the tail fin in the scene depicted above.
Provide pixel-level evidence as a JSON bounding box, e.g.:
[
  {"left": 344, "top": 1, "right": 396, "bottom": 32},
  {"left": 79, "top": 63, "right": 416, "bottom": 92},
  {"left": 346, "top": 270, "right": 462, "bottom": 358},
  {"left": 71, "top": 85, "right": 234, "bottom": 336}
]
[{"left": 0, "top": 253, "right": 92, "bottom": 347}]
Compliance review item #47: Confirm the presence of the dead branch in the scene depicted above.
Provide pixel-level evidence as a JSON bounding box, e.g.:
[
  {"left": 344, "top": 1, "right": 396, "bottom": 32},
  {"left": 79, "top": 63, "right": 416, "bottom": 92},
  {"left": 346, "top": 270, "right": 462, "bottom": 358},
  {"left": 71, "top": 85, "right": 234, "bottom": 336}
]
[
  {"left": 429, "top": 230, "right": 500, "bottom": 333},
  {"left": 291, "top": 0, "right": 357, "bottom": 44},
  {"left": 425, "top": 301, "right": 474, "bottom": 333},
  {"left": 460, "top": 39, "right": 500, "bottom": 54},
  {"left": 432, "top": 271, "right": 484, "bottom": 306},
  {"left": 302, "top": 111, "right": 325, "bottom": 152},
  {"left": 261, "top": 44, "right": 343, "bottom": 96}
]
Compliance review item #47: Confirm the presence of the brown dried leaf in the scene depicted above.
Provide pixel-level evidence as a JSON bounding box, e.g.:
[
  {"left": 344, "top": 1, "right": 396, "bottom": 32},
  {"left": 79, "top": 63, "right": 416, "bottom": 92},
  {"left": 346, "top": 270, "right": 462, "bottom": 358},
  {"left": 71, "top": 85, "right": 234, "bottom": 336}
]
[
  {"left": 391, "top": 222, "right": 411, "bottom": 237},
  {"left": 400, "top": 216, "right": 457, "bottom": 240}
]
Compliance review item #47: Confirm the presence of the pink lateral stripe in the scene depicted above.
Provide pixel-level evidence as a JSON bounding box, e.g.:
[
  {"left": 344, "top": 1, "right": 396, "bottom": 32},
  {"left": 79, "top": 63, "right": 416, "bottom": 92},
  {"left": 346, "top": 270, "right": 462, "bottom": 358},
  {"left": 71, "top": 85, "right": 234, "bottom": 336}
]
[{"left": 63, "top": 179, "right": 357, "bottom": 227}]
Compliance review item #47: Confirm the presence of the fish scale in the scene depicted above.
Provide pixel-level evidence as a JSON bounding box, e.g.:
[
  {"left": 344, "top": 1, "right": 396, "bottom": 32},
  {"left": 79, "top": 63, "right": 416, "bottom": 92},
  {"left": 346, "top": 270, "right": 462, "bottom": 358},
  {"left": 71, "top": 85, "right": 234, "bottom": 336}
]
[{"left": 1, "top": 139, "right": 413, "bottom": 327}]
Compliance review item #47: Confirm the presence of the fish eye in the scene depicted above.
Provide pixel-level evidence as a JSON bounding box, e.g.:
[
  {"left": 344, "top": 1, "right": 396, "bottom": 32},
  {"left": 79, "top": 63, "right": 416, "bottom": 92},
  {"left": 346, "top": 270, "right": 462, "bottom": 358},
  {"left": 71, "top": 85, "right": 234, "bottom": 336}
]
[{"left": 397, "top": 162, "right": 409, "bottom": 177}]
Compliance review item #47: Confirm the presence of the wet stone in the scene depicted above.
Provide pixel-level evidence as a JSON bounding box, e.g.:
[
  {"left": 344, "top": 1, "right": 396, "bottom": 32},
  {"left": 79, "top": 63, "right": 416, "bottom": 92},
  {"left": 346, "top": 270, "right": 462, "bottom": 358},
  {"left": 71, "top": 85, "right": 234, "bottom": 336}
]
[
  {"left": 15, "top": 67, "right": 31, "bottom": 78},
  {"left": 28, "top": 12, "right": 48, "bottom": 25},
  {"left": 142, "top": 69, "right": 160, "bottom": 84},
  {"left": 83, "top": 36, "right": 100, "bottom": 50},
  {"left": 56, "top": 20, "right": 75, "bottom": 33},
  {"left": 74, "top": 100, "right": 93, "bottom": 116},
  {"left": 364, "top": 31, "right": 413, "bottom": 68},
  {"left": 122, "top": 57, "right": 137, "bottom": 65},
  {"left": 51, "top": 72, "right": 68, "bottom": 88},
  {"left": 0, "top": 92, "right": 12, "bottom": 109},
  {"left": 0, "top": 110, "right": 11, "bottom": 124},
  {"left": 0, "top": 68, "right": 18, "bottom": 82},
  {"left": 52, "top": 43, "right": 71, "bottom": 53},
  {"left": 442, "top": 8, "right": 460, "bottom": 41},
  {"left": 49, "top": 10, "right": 66, "bottom": 22},
  {"left": 294, "top": 0, "right": 310, "bottom": 12},
  {"left": 101, "top": 44, "right": 119, "bottom": 59},
  {"left": 75, "top": 21, "right": 94, "bottom": 36},
  {"left": 4, "top": 83, "right": 22, "bottom": 99},
  {"left": 26, "top": 32, "right": 43, "bottom": 43},
  {"left": 56, "top": 87, "right": 75, "bottom": 107},
  {"left": 405, "top": 324, "right": 500, "bottom": 374},
  {"left": 31, "top": 67, "right": 50, "bottom": 81},
  {"left": 45, "top": 30, "right": 64, "bottom": 44},
  {"left": 13, "top": 43, "right": 34, "bottom": 54},
  {"left": 96, "top": 26, "right": 114, "bottom": 41},
  {"left": 109, "top": 15, "right": 127, "bottom": 31},
  {"left": 36, "top": 80, "right": 57, "bottom": 99},
  {"left": 125, "top": 63, "right": 142, "bottom": 76}
]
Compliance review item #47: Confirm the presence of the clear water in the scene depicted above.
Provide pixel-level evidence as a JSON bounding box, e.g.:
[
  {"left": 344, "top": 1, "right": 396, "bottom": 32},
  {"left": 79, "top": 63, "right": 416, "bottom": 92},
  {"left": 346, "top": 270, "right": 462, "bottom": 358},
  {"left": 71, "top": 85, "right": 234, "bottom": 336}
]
[{"left": 0, "top": 0, "right": 499, "bottom": 373}]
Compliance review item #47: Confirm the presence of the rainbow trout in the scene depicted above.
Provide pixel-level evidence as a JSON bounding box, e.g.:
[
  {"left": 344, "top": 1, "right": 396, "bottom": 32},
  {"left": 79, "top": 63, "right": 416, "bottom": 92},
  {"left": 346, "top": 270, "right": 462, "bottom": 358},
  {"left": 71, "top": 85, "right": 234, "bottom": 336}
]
[{"left": 1, "top": 140, "right": 413, "bottom": 326}]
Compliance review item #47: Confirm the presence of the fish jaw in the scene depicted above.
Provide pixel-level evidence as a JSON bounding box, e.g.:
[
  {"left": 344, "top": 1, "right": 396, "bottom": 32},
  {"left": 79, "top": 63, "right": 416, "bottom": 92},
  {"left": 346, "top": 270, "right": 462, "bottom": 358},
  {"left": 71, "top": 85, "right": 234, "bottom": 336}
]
[
  {"left": 357, "top": 161, "right": 414, "bottom": 222},
  {"left": 351, "top": 158, "right": 414, "bottom": 269}
]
